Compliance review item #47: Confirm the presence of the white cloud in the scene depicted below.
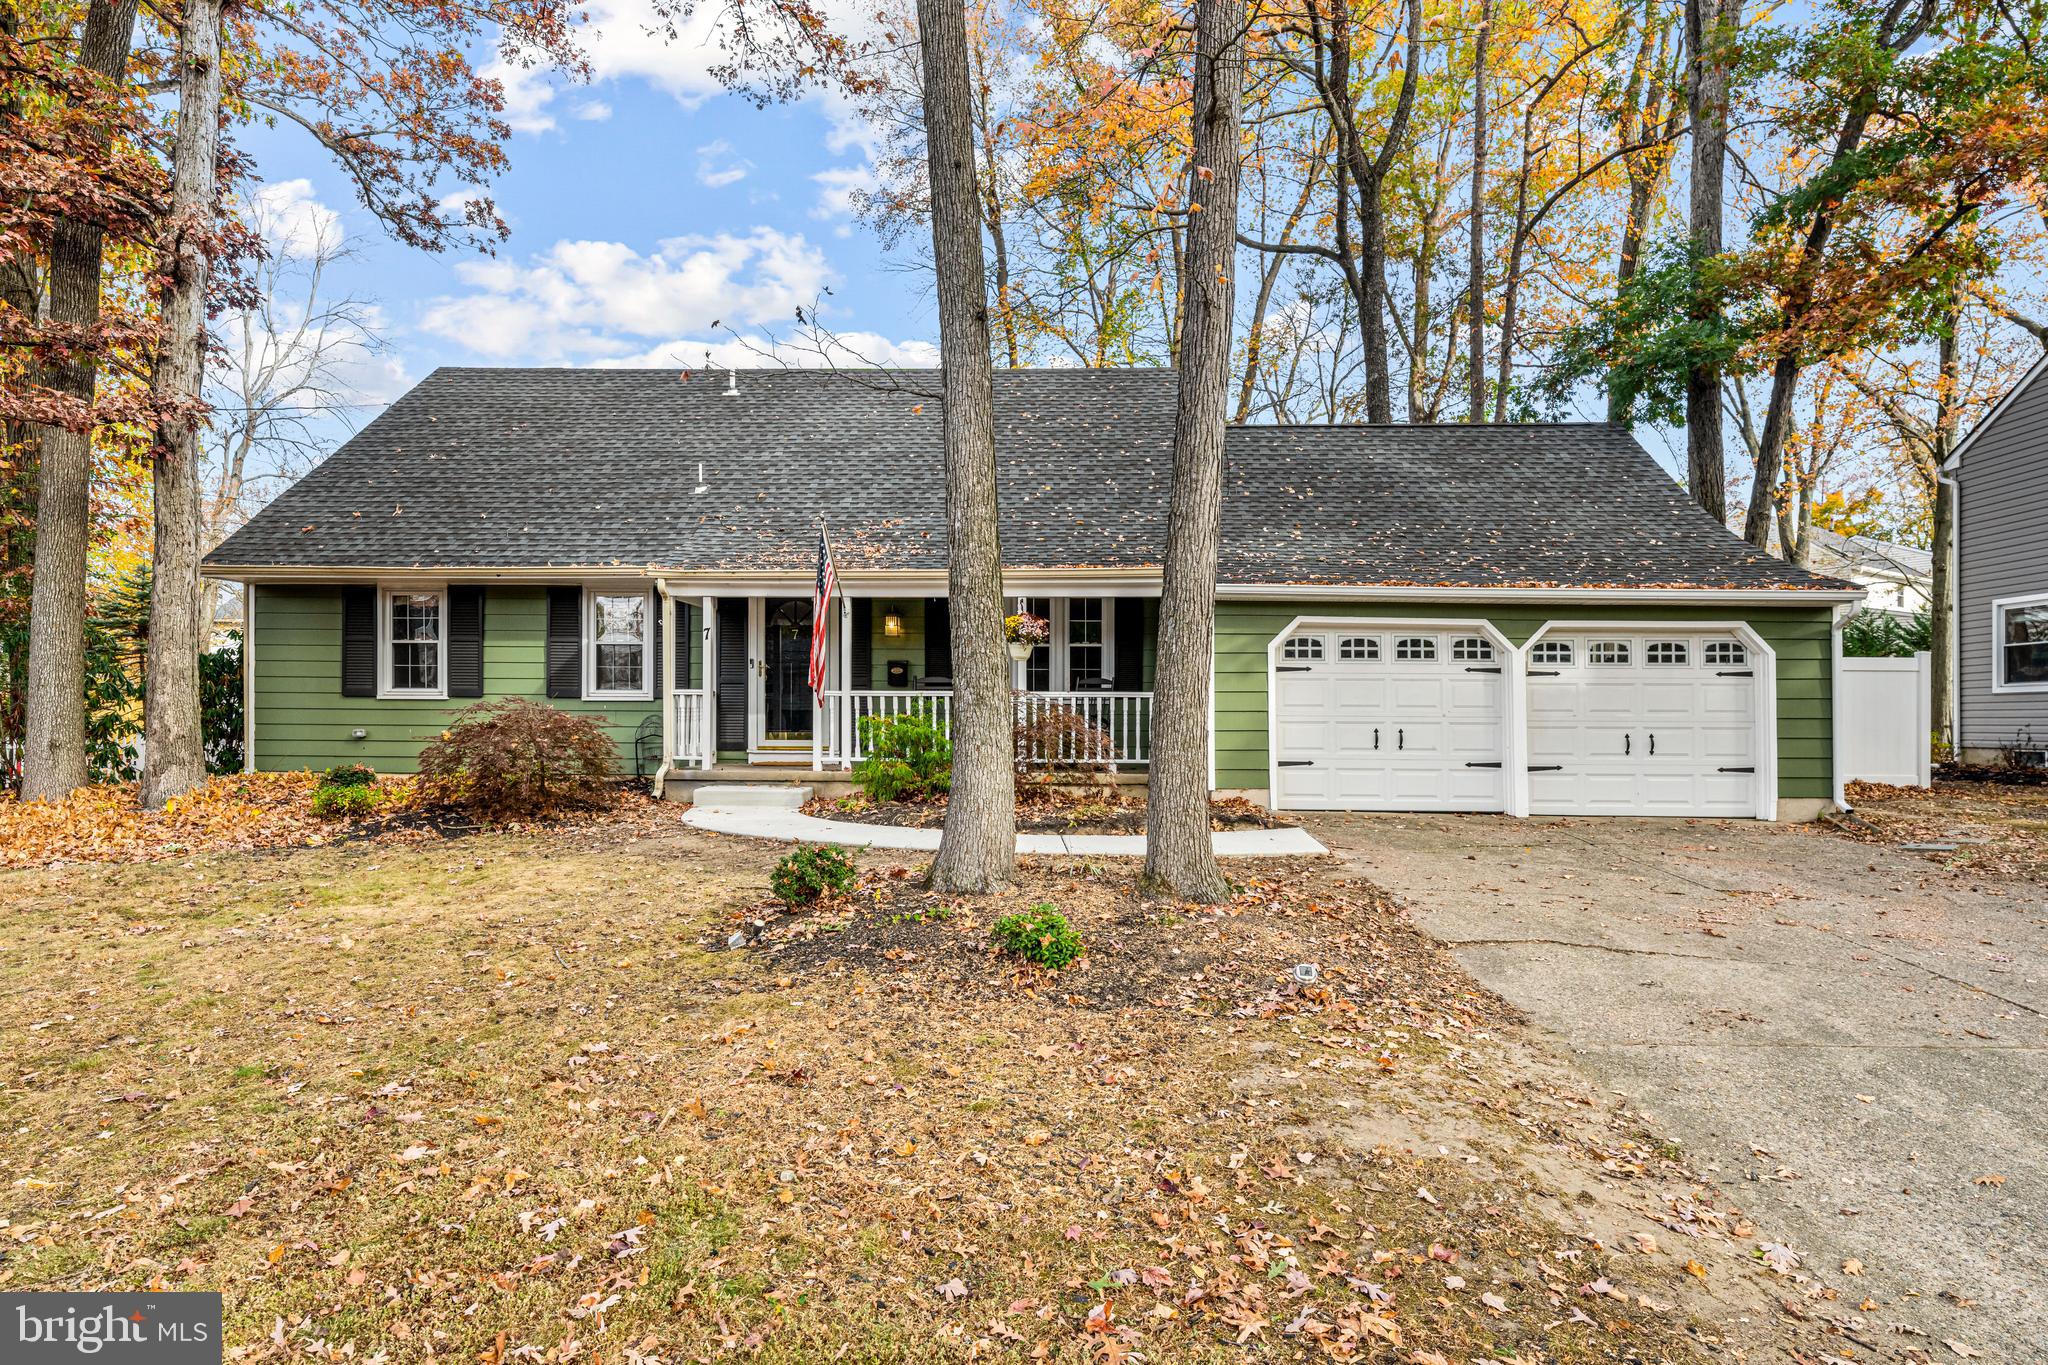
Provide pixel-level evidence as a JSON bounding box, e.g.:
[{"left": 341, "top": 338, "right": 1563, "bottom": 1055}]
[
  {"left": 419, "top": 227, "right": 843, "bottom": 363},
  {"left": 695, "top": 139, "right": 752, "bottom": 188},
  {"left": 251, "top": 179, "right": 342, "bottom": 255},
  {"left": 591, "top": 332, "right": 939, "bottom": 370},
  {"left": 573, "top": 100, "right": 613, "bottom": 121},
  {"left": 810, "top": 164, "right": 875, "bottom": 224}
]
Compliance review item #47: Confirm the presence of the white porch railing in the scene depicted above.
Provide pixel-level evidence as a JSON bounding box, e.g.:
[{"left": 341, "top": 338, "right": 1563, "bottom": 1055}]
[
  {"left": 672, "top": 688, "right": 711, "bottom": 765},
  {"left": 838, "top": 689, "right": 1150, "bottom": 768},
  {"left": 668, "top": 687, "right": 1154, "bottom": 770}
]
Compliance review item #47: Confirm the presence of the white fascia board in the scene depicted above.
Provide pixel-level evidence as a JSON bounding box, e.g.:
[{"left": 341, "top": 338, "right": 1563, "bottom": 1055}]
[{"left": 1217, "top": 582, "right": 1866, "bottom": 606}]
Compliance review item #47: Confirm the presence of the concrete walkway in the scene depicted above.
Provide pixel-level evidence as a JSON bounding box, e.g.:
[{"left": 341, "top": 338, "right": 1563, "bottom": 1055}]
[{"left": 681, "top": 804, "right": 1327, "bottom": 856}]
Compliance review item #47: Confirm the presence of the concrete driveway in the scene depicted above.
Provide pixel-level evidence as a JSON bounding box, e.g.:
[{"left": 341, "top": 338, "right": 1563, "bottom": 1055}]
[{"left": 1311, "top": 812, "right": 2047, "bottom": 1360}]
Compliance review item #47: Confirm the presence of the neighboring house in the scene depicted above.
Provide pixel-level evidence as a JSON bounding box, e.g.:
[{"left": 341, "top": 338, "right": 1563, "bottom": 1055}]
[
  {"left": 1945, "top": 352, "right": 2048, "bottom": 764},
  {"left": 204, "top": 367, "right": 1864, "bottom": 820},
  {"left": 1804, "top": 528, "right": 1931, "bottom": 616}
]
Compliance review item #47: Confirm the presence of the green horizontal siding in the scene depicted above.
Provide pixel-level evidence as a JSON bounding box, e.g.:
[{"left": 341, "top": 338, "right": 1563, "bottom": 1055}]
[
  {"left": 252, "top": 585, "right": 658, "bottom": 775},
  {"left": 1214, "top": 599, "right": 1836, "bottom": 801}
]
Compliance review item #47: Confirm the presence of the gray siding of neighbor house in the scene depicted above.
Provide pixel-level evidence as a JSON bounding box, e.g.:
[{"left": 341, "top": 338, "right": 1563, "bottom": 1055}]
[{"left": 1957, "top": 361, "right": 2048, "bottom": 754}]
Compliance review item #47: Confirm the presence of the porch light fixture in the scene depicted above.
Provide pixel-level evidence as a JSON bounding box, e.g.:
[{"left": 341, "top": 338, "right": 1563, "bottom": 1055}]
[{"left": 883, "top": 612, "right": 904, "bottom": 638}]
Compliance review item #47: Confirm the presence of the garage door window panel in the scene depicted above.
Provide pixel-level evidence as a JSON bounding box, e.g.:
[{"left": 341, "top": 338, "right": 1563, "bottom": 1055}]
[
  {"left": 1283, "top": 635, "right": 1324, "bottom": 662},
  {"left": 1704, "top": 640, "right": 1746, "bottom": 667},
  {"left": 1338, "top": 636, "right": 1379, "bottom": 661},
  {"left": 1646, "top": 641, "right": 1689, "bottom": 666},
  {"left": 1394, "top": 636, "right": 1437, "bottom": 661},
  {"left": 1589, "top": 641, "right": 1631, "bottom": 666},
  {"left": 1451, "top": 636, "right": 1494, "bottom": 662}
]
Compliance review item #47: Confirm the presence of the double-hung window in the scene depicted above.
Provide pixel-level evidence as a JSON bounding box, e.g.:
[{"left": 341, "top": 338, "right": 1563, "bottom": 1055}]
[
  {"left": 587, "top": 588, "right": 653, "bottom": 699},
  {"left": 1996, "top": 594, "right": 2048, "bottom": 691},
  {"left": 1067, "top": 598, "right": 1107, "bottom": 686},
  {"left": 380, "top": 588, "right": 446, "bottom": 698}
]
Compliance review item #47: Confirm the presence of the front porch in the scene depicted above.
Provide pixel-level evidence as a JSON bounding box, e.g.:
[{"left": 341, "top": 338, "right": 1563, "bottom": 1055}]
[{"left": 656, "top": 590, "right": 1158, "bottom": 781}]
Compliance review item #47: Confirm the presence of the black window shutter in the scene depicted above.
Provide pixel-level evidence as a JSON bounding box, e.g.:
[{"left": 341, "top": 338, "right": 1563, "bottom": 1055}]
[
  {"left": 851, "top": 599, "right": 873, "bottom": 689},
  {"left": 716, "top": 597, "right": 747, "bottom": 750},
  {"left": 650, "top": 594, "right": 663, "bottom": 693},
  {"left": 1114, "top": 597, "right": 1143, "bottom": 691},
  {"left": 545, "top": 587, "right": 582, "bottom": 699},
  {"left": 924, "top": 598, "right": 952, "bottom": 681},
  {"left": 341, "top": 586, "right": 376, "bottom": 697},
  {"left": 448, "top": 587, "right": 485, "bottom": 698}
]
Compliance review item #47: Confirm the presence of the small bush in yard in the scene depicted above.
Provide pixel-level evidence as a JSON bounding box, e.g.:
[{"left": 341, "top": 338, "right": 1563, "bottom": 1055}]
[
  {"left": 311, "top": 784, "right": 380, "bottom": 819},
  {"left": 319, "top": 764, "right": 378, "bottom": 790},
  {"left": 853, "top": 712, "right": 951, "bottom": 802},
  {"left": 770, "top": 844, "right": 857, "bottom": 906},
  {"left": 417, "top": 698, "right": 618, "bottom": 819},
  {"left": 991, "top": 905, "right": 1084, "bottom": 969}
]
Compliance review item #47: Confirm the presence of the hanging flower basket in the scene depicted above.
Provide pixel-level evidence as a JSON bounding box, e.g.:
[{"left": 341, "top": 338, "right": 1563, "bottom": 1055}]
[{"left": 1004, "top": 613, "right": 1050, "bottom": 661}]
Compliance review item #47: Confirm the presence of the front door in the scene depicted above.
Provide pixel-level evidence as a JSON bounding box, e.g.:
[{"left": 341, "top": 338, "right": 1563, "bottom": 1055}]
[{"left": 762, "top": 597, "right": 814, "bottom": 743}]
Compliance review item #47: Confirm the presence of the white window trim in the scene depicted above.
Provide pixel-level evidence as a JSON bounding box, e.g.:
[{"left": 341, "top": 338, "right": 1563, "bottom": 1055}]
[
  {"left": 1991, "top": 591, "right": 2048, "bottom": 694},
  {"left": 585, "top": 586, "right": 656, "bottom": 701},
  {"left": 1013, "top": 597, "right": 1119, "bottom": 691},
  {"left": 377, "top": 584, "right": 449, "bottom": 700}
]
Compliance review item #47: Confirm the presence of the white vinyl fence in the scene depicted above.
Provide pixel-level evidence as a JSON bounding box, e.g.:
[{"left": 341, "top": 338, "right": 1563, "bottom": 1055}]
[{"left": 1839, "top": 652, "right": 1932, "bottom": 788}]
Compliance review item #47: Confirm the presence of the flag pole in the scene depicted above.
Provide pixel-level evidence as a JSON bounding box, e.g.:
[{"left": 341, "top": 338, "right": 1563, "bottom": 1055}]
[{"left": 813, "top": 517, "right": 827, "bottom": 774}]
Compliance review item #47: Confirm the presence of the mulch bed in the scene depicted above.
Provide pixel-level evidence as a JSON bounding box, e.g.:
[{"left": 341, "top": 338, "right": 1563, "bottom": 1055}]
[
  {"left": 1933, "top": 759, "right": 2048, "bottom": 787},
  {"left": 736, "top": 856, "right": 1506, "bottom": 1021},
  {"left": 803, "top": 789, "right": 1296, "bottom": 834}
]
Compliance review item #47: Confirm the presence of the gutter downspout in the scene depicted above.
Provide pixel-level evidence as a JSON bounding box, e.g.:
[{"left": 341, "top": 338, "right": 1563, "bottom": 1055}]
[{"left": 653, "top": 578, "right": 676, "bottom": 798}]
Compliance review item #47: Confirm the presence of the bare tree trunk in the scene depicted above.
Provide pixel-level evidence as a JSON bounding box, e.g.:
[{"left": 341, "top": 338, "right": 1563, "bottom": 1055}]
[
  {"left": 1682, "top": 0, "right": 1738, "bottom": 523},
  {"left": 140, "top": 0, "right": 221, "bottom": 808},
  {"left": 1142, "top": 0, "right": 1242, "bottom": 905},
  {"left": 1466, "top": 0, "right": 1490, "bottom": 423},
  {"left": 1929, "top": 289, "right": 1962, "bottom": 748},
  {"left": 20, "top": 0, "right": 139, "bottom": 803},
  {"left": 919, "top": 0, "right": 1014, "bottom": 892}
]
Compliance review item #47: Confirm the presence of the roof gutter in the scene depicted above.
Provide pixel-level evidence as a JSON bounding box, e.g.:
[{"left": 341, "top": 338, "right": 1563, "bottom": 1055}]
[{"left": 1215, "top": 583, "right": 1867, "bottom": 605}]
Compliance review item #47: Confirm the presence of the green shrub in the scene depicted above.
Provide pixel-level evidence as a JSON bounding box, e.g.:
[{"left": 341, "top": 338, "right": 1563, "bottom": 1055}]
[
  {"left": 201, "top": 635, "right": 244, "bottom": 775},
  {"left": 853, "top": 712, "right": 952, "bottom": 802},
  {"left": 770, "top": 843, "right": 858, "bottom": 906},
  {"left": 417, "top": 698, "right": 619, "bottom": 819},
  {"left": 991, "top": 905, "right": 1084, "bottom": 970},
  {"left": 319, "top": 763, "right": 378, "bottom": 790},
  {"left": 1842, "top": 608, "right": 1933, "bottom": 658},
  {"left": 311, "top": 784, "right": 380, "bottom": 819}
]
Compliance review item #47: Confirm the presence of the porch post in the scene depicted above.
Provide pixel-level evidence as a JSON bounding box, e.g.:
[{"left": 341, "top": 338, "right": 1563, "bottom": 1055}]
[
  {"left": 701, "top": 594, "right": 716, "bottom": 770},
  {"left": 658, "top": 584, "right": 674, "bottom": 785},
  {"left": 840, "top": 591, "right": 854, "bottom": 769}
]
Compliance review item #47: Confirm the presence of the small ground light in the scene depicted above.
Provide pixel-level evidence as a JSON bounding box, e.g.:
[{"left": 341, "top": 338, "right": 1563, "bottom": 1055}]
[{"left": 1292, "top": 963, "right": 1319, "bottom": 985}]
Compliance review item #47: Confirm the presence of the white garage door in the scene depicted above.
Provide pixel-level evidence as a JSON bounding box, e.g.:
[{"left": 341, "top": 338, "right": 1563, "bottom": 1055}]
[
  {"left": 1526, "top": 632, "right": 1758, "bottom": 817},
  {"left": 1272, "top": 628, "right": 1507, "bottom": 811}
]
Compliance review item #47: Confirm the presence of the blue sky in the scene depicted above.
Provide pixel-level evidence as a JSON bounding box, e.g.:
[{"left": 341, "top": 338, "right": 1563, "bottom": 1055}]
[{"left": 240, "top": 1, "right": 940, "bottom": 432}]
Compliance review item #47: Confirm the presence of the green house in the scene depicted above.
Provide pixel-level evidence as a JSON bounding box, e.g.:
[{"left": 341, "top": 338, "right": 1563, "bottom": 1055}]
[{"left": 205, "top": 367, "right": 1862, "bottom": 820}]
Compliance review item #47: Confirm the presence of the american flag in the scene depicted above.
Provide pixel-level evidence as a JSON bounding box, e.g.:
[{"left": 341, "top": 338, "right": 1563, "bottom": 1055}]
[{"left": 810, "top": 525, "right": 836, "bottom": 695}]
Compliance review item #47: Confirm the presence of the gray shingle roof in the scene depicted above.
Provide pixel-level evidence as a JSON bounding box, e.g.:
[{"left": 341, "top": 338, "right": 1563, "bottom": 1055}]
[{"left": 205, "top": 366, "right": 1847, "bottom": 592}]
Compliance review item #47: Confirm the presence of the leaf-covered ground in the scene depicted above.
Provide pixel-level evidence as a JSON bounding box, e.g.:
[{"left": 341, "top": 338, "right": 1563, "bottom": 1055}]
[
  {"left": 1838, "top": 777, "right": 2048, "bottom": 882},
  {"left": 2, "top": 813, "right": 1845, "bottom": 1362}
]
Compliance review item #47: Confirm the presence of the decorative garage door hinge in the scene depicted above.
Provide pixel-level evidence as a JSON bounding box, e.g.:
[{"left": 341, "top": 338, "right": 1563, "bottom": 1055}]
[
  {"left": 1717, "top": 670, "right": 1754, "bottom": 677},
  {"left": 1277, "top": 760, "right": 1313, "bottom": 767},
  {"left": 1527, "top": 764, "right": 1563, "bottom": 771},
  {"left": 1464, "top": 761, "right": 1503, "bottom": 768},
  {"left": 1717, "top": 766, "right": 1756, "bottom": 773},
  {"left": 1275, "top": 665, "right": 1313, "bottom": 673},
  {"left": 1465, "top": 665, "right": 1503, "bottom": 673},
  {"left": 1527, "top": 669, "right": 1562, "bottom": 676}
]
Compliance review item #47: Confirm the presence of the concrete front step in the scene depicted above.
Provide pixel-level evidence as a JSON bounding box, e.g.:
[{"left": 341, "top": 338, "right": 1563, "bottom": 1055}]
[{"left": 689, "top": 784, "right": 813, "bottom": 812}]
